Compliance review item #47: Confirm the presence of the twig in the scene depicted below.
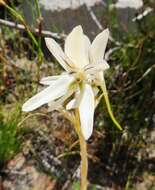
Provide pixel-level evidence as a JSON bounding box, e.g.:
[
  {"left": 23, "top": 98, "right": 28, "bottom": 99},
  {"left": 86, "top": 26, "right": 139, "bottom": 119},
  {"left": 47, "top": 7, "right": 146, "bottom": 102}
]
[
  {"left": 85, "top": 3, "right": 103, "bottom": 31},
  {"left": 105, "top": 47, "right": 120, "bottom": 61},
  {"left": 0, "top": 18, "right": 65, "bottom": 39},
  {"left": 85, "top": 3, "right": 121, "bottom": 46},
  {"left": 132, "top": 7, "right": 153, "bottom": 22},
  {"left": 17, "top": 112, "right": 50, "bottom": 128},
  {"left": 100, "top": 0, "right": 107, "bottom": 7},
  {"left": 62, "top": 166, "right": 80, "bottom": 190},
  {"left": 123, "top": 64, "right": 155, "bottom": 91},
  {"left": 57, "top": 151, "right": 80, "bottom": 159}
]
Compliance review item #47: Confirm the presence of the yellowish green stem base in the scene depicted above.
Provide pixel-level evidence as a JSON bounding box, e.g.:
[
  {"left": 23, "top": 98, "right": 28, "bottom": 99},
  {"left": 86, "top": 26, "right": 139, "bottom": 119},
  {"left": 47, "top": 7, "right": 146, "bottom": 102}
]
[{"left": 75, "top": 110, "right": 88, "bottom": 190}]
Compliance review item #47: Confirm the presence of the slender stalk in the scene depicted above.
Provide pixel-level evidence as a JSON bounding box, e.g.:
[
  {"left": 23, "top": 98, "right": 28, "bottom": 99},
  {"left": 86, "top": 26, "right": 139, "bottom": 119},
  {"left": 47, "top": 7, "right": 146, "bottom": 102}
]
[
  {"left": 34, "top": 0, "right": 41, "bottom": 18},
  {"left": 100, "top": 78, "right": 123, "bottom": 131},
  {"left": 33, "top": 0, "right": 43, "bottom": 82},
  {"left": 34, "top": 0, "right": 42, "bottom": 56},
  {"left": 58, "top": 108, "right": 88, "bottom": 189},
  {"left": 75, "top": 110, "right": 88, "bottom": 190},
  {"left": 2, "top": 1, "right": 43, "bottom": 83},
  {"left": 2, "top": 2, "right": 43, "bottom": 59}
]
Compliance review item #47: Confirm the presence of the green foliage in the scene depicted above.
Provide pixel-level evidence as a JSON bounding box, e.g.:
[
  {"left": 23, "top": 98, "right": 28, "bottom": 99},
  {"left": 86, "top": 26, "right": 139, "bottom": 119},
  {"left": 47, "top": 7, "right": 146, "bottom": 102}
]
[
  {"left": 72, "top": 181, "right": 80, "bottom": 190},
  {"left": 89, "top": 185, "right": 97, "bottom": 190},
  {"left": 72, "top": 181, "right": 97, "bottom": 190},
  {"left": 0, "top": 105, "right": 22, "bottom": 165},
  {"left": 94, "top": 2, "right": 155, "bottom": 188}
]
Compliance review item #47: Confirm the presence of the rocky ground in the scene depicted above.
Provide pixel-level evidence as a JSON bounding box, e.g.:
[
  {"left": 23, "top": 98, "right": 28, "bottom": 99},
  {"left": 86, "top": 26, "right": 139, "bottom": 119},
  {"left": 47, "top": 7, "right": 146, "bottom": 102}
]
[{"left": 0, "top": 110, "right": 155, "bottom": 190}]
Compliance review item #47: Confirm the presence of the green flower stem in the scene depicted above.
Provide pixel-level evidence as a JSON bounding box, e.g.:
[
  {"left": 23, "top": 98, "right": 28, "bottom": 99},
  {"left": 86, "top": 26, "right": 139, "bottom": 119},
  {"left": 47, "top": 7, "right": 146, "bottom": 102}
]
[
  {"left": 3, "top": 3, "right": 43, "bottom": 60},
  {"left": 100, "top": 78, "right": 123, "bottom": 131},
  {"left": 75, "top": 110, "right": 88, "bottom": 190},
  {"left": 34, "top": 0, "right": 42, "bottom": 18},
  {"left": 34, "top": 0, "right": 43, "bottom": 62},
  {"left": 3, "top": 2, "right": 43, "bottom": 83}
]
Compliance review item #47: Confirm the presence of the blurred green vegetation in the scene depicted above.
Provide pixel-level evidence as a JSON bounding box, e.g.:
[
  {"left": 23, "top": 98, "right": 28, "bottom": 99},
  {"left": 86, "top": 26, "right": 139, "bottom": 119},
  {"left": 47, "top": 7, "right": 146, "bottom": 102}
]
[
  {"left": 0, "top": 105, "right": 22, "bottom": 166},
  {"left": 93, "top": 2, "right": 155, "bottom": 187}
]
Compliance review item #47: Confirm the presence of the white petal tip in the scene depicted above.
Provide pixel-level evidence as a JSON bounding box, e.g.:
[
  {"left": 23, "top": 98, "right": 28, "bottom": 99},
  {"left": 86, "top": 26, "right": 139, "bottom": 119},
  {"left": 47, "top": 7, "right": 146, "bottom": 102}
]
[
  {"left": 74, "top": 25, "right": 82, "bottom": 31},
  {"left": 45, "top": 37, "right": 52, "bottom": 41},
  {"left": 22, "top": 100, "right": 38, "bottom": 112},
  {"left": 103, "top": 28, "right": 110, "bottom": 37},
  {"left": 66, "top": 99, "right": 76, "bottom": 110},
  {"left": 104, "top": 28, "right": 109, "bottom": 33},
  {"left": 103, "top": 61, "right": 110, "bottom": 70},
  {"left": 44, "top": 37, "right": 51, "bottom": 44},
  {"left": 70, "top": 25, "right": 83, "bottom": 35},
  {"left": 83, "top": 132, "right": 92, "bottom": 140},
  {"left": 22, "top": 104, "right": 32, "bottom": 112}
]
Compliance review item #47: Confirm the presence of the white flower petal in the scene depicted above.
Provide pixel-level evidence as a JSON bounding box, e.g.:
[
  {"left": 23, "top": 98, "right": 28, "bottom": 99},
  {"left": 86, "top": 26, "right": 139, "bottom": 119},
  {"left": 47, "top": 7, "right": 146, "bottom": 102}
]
[
  {"left": 40, "top": 72, "right": 68, "bottom": 85},
  {"left": 84, "top": 35, "right": 91, "bottom": 56},
  {"left": 66, "top": 98, "right": 76, "bottom": 110},
  {"left": 66, "top": 88, "right": 84, "bottom": 110},
  {"left": 40, "top": 75, "right": 62, "bottom": 85},
  {"left": 22, "top": 75, "right": 73, "bottom": 112},
  {"left": 79, "top": 84, "right": 95, "bottom": 140},
  {"left": 64, "top": 25, "right": 89, "bottom": 68},
  {"left": 90, "top": 29, "right": 109, "bottom": 64},
  {"left": 98, "top": 60, "right": 110, "bottom": 70},
  {"left": 45, "top": 37, "right": 74, "bottom": 71},
  {"left": 48, "top": 89, "right": 75, "bottom": 112},
  {"left": 93, "top": 87, "right": 99, "bottom": 97},
  {"left": 85, "top": 60, "right": 110, "bottom": 74}
]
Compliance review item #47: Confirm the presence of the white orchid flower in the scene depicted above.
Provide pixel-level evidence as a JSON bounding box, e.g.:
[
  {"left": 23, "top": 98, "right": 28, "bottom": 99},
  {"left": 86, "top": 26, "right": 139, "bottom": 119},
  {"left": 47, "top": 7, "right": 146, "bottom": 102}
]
[{"left": 22, "top": 25, "right": 121, "bottom": 140}]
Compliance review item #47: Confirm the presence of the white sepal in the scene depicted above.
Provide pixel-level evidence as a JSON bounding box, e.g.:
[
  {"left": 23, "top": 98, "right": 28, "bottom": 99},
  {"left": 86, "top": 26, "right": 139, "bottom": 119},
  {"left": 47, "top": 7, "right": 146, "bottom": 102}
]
[
  {"left": 22, "top": 75, "right": 73, "bottom": 112},
  {"left": 79, "top": 84, "right": 95, "bottom": 140},
  {"left": 65, "top": 25, "right": 89, "bottom": 68}
]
